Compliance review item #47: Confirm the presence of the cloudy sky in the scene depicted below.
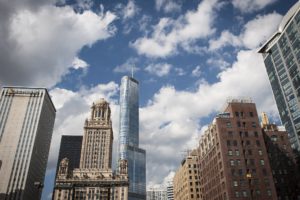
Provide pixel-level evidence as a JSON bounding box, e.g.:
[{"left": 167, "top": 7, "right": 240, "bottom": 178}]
[{"left": 0, "top": 0, "right": 297, "bottom": 198}]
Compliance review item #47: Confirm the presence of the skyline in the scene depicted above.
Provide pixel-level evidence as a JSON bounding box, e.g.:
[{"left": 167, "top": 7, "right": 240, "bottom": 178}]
[{"left": 0, "top": 0, "right": 298, "bottom": 199}]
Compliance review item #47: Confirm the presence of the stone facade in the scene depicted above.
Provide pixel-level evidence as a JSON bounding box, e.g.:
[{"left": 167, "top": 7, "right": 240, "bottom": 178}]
[
  {"left": 53, "top": 99, "right": 128, "bottom": 200},
  {"left": 173, "top": 150, "right": 201, "bottom": 200}
]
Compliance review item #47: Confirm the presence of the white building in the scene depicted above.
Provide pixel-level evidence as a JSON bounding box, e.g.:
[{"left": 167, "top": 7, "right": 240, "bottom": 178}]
[
  {"left": 0, "top": 87, "right": 56, "bottom": 200},
  {"left": 147, "top": 187, "right": 167, "bottom": 200}
]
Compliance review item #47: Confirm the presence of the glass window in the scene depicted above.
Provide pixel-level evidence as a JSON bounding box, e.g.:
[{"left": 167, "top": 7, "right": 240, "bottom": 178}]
[
  {"left": 260, "top": 160, "right": 265, "bottom": 166},
  {"left": 258, "top": 150, "right": 263, "bottom": 155},
  {"left": 230, "top": 160, "right": 235, "bottom": 166},
  {"left": 228, "top": 150, "right": 233, "bottom": 156},
  {"left": 233, "top": 181, "right": 238, "bottom": 187},
  {"left": 235, "top": 150, "right": 240, "bottom": 156}
]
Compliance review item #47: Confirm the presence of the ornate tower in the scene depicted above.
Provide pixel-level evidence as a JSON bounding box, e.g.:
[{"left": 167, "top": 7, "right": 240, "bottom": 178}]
[{"left": 79, "top": 98, "right": 113, "bottom": 169}]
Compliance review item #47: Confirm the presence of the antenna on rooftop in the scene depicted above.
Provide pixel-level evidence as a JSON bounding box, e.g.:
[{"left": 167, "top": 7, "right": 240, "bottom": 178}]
[{"left": 131, "top": 65, "right": 134, "bottom": 78}]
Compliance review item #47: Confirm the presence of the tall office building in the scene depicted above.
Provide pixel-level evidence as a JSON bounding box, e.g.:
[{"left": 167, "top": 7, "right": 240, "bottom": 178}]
[
  {"left": 0, "top": 87, "right": 56, "bottom": 200},
  {"left": 56, "top": 135, "right": 83, "bottom": 175},
  {"left": 118, "top": 76, "right": 146, "bottom": 200},
  {"left": 258, "top": 1, "right": 300, "bottom": 151},
  {"left": 166, "top": 182, "right": 174, "bottom": 200},
  {"left": 197, "top": 99, "right": 277, "bottom": 200},
  {"left": 53, "top": 98, "right": 128, "bottom": 200}
]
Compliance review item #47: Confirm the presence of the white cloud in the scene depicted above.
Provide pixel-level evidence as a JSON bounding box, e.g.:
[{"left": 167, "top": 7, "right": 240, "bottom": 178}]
[
  {"left": 206, "top": 57, "right": 230, "bottom": 70},
  {"left": 123, "top": 0, "right": 139, "bottom": 19},
  {"left": 174, "top": 68, "right": 186, "bottom": 76},
  {"left": 155, "top": 0, "right": 181, "bottom": 13},
  {"left": 72, "top": 57, "right": 89, "bottom": 69},
  {"left": 139, "top": 49, "right": 279, "bottom": 185},
  {"left": 232, "top": 0, "right": 277, "bottom": 13},
  {"left": 209, "top": 12, "right": 282, "bottom": 50},
  {"left": 0, "top": 2, "right": 116, "bottom": 87},
  {"left": 132, "top": 0, "right": 219, "bottom": 58},
  {"left": 114, "top": 58, "right": 139, "bottom": 74},
  {"left": 145, "top": 63, "right": 172, "bottom": 77},
  {"left": 192, "top": 65, "right": 202, "bottom": 77}
]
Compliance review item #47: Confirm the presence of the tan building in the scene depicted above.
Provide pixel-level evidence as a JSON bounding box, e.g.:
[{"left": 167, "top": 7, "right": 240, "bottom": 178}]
[
  {"left": 173, "top": 150, "right": 201, "bottom": 200},
  {"left": 53, "top": 98, "right": 128, "bottom": 200},
  {"left": 198, "top": 99, "right": 277, "bottom": 200}
]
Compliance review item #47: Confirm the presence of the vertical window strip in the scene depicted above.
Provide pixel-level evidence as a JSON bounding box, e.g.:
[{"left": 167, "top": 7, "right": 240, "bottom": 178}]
[
  {"left": 6, "top": 94, "right": 33, "bottom": 196},
  {"left": 20, "top": 92, "right": 44, "bottom": 190},
  {"left": 0, "top": 91, "right": 13, "bottom": 141},
  {"left": 16, "top": 95, "right": 39, "bottom": 193}
]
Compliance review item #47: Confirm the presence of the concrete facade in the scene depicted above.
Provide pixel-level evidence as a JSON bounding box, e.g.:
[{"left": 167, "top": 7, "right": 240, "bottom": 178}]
[{"left": 0, "top": 87, "right": 56, "bottom": 200}]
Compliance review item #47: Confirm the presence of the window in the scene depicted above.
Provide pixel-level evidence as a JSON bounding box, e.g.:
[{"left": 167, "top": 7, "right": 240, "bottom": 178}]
[
  {"left": 237, "top": 159, "right": 241, "bottom": 166},
  {"left": 233, "top": 140, "right": 238, "bottom": 146},
  {"left": 233, "top": 181, "right": 238, "bottom": 187},
  {"left": 260, "top": 160, "right": 265, "bottom": 165},
  {"left": 228, "top": 131, "right": 233, "bottom": 137},
  {"left": 254, "top": 132, "right": 258, "bottom": 137},
  {"left": 258, "top": 150, "right": 263, "bottom": 156},
  {"left": 267, "top": 190, "right": 272, "bottom": 196},
  {"left": 230, "top": 160, "right": 235, "bottom": 166},
  {"left": 256, "top": 190, "right": 261, "bottom": 196},
  {"left": 252, "top": 122, "right": 256, "bottom": 128},
  {"left": 244, "top": 132, "right": 249, "bottom": 137},
  {"left": 248, "top": 149, "right": 252, "bottom": 155},
  {"left": 256, "top": 140, "right": 261, "bottom": 146},
  {"left": 235, "top": 192, "right": 240, "bottom": 197},
  {"left": 227, "top": 140, "right": 231, "bottom": 146},
  {"left": 0, "top": 160, "right": 2, "bottom": 170},
  {"left": 237, "top": 121, "right": 241, "bottom": 127},
  {"left": 249, "top": 112, "right": 254, "bottom": 117},
  {"left": 228, "top": 150, "right": 233, "bottom": 156},
  {"left": 242, "top": 191, "right": 248, "bottom": 197},
  {"left": 235, "top": 112, "right": 239, "bottom": 117},
  {"left": 246, "top": 140, "right": 251, "bottom": 146},
  {"left": 226, "top": 122, "right": 232, "bottom": 128},
  {"left": 235, "top": 150, "right": 240, "bottom": 156}
]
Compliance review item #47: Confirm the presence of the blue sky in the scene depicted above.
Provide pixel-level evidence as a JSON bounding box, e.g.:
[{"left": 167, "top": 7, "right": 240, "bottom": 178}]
[{"left": 0, "top": 0, "right": 298, "bottom": 199}]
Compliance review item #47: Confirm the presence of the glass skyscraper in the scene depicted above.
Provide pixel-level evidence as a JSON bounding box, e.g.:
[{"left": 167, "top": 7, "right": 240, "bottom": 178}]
[
  {"left": 259, "top": 1, "right": 300, "bottom": 151},
  {"left": 118, "top": 76, "right": 146, "bottom": 200}
]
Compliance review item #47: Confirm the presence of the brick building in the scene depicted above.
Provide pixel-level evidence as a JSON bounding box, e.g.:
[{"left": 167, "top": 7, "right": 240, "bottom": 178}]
[
  {"left": 198, "top": 99, "right": 277, "bottom": 200},
  {"left": 261, "top": 113, "right": 300, "bottom": 199}
]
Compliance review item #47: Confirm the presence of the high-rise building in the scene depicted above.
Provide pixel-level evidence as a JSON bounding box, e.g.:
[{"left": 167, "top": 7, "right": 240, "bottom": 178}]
[
  {"left": 55, "top": 135, "right": 82, "bottom": 176},
  {"left": 118, "top": 76, "right": 146, "bottom": 200},
  {"left": 146, "top": 187, "right": 167, "bottom": 200},
  {"left": 261, "top": 113, "right": 300, "bottom": 199},
  {"left": 173, "top": 150, "right": 200, "bottom": 200},
  {"left": 258, "top": 1, "right": 300, "bottom": 151},
  {"left": 198, "top": 99, "right": 277, "bottom": 200},
  {"left": 0, "top": 87, "right": 56, "bottom": 200},
  {"left": 166, "top": 182, "right": 174, "bottom": 200},
  {"left": 53, "top": 98, "right": 128, "bottom": 200}
]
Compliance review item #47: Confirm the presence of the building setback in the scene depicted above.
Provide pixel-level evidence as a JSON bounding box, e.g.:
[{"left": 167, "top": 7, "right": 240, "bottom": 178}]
[
  {"left": 53, "top": 98, "right": 128, "bottom": 200},
  {"left": 261, "top": 113, "right": 300, "bottom": 199},
  {"left": 166, "top": 182, "right": 174, "bottom": 200},
  {"left": 0, "top": 87, "right": 56, "bottom": 200},
  {"left": 198, "top": 99, "right": 277, "bottom": 200},
  {"left": 173, "top": 150, "right": 201, "bottom": 200},
  {"left": 146, "top": 187, "right": 167, "bottom": 200},
  {"left": 118, "top": 76, "right": 146, "bottom": 200},
  {"left": 55, "top": 135, "right": 82, "bottom": 176},
  {"left": 258, "top": 1, "right": 300, "bottom": 151}
]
